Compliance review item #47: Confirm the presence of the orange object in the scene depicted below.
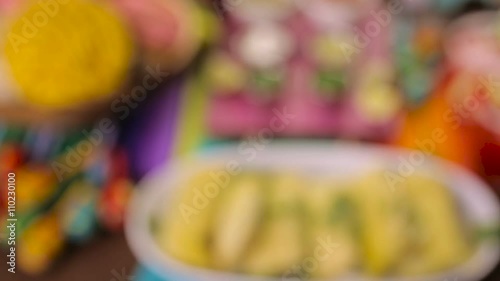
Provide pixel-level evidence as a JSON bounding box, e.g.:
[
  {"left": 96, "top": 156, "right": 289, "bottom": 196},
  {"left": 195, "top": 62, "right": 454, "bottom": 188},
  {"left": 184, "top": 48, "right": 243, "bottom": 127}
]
[{"left": 396, "top": 72, "right": 493, "bottom": 174}]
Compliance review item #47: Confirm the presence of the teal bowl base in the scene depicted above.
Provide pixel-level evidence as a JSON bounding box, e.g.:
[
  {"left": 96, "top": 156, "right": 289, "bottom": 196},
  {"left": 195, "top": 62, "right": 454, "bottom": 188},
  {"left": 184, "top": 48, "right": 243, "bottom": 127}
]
[{"left": 134, "top": 266, "right": 170, "bottom": 281}]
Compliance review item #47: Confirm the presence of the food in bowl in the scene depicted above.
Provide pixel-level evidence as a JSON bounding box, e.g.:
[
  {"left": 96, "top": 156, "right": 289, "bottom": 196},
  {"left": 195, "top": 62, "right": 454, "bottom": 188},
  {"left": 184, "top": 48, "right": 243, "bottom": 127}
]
[{"left": 154, "top": 169, "right": 474, "bottom": 279}]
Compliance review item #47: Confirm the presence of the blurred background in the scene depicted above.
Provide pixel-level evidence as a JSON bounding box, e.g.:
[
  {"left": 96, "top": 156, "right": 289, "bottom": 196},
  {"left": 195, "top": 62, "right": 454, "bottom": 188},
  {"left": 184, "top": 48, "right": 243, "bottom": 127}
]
[{"left": 0, "top": 0, "right": 500, "bottom": 280}]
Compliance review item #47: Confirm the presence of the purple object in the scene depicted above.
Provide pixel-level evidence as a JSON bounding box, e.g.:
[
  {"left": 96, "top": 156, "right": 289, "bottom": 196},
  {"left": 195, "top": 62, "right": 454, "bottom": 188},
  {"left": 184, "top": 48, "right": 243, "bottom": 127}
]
[{"left": 124, "top": 78, "right": 184, "bottom": 179}]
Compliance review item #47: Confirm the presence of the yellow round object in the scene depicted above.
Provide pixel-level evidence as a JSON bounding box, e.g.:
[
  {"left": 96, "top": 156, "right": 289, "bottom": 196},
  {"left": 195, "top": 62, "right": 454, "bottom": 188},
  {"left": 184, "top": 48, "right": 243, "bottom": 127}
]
[
  {"left": 356, "top": 84, "right": 401, "bottom": 123},
  {"left": 16, "top": 167, "right": 57, "bottom": 212},
  {"left": 18, "top": 213, "right": 64, "bottom": 275},
  {"left": 4, "top": 0, "right": 134, "bottom": 108},
  {"left": 311, "top": 34, "right": 353, "bottom": 68},
  {"left": 205, "top": 53, "right": 247, "bottom": 93}
]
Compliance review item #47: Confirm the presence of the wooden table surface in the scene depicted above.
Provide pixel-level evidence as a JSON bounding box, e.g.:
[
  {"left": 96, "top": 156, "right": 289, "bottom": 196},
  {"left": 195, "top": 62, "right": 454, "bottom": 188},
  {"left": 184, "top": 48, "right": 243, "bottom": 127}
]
[{"left": 1, "top": 234, "right": 136, "bottom": 281}]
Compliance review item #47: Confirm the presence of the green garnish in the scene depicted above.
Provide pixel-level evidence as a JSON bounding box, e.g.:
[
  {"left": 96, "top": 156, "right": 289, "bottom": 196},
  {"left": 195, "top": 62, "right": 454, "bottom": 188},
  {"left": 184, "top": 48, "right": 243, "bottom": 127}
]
[{"left": 315, "top": 70, "right": 346, "bottom": 100}]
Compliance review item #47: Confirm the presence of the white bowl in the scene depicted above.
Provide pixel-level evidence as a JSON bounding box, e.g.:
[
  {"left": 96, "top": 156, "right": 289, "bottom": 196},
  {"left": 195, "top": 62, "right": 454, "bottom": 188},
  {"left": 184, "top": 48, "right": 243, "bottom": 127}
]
[{"left": 126, "top": 141, "right": 500, "bottom": 281}]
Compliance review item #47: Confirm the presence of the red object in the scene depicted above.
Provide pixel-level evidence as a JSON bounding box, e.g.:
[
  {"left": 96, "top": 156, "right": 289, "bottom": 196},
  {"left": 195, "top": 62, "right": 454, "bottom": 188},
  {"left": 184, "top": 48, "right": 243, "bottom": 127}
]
[
  {"left": 110, "top": 148, "right": 129, "bottom": 179},
  {"left": 440, "top": 11, "right": 500, "bottom": 187},
  {"left": 0, "top": 144, "right": 24, "bottom": 171},
  {"left": 481, "top": 143, "right": 500, "bottom": 177},
  {"left": 97, "top": 147, "right": 134, "bottom": 231},
  {"left": 0, "top": 145, "right": 24, "bottom": 209},
  {"left": 98, "top": 178, "right": 133, "bottom": 232}
]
